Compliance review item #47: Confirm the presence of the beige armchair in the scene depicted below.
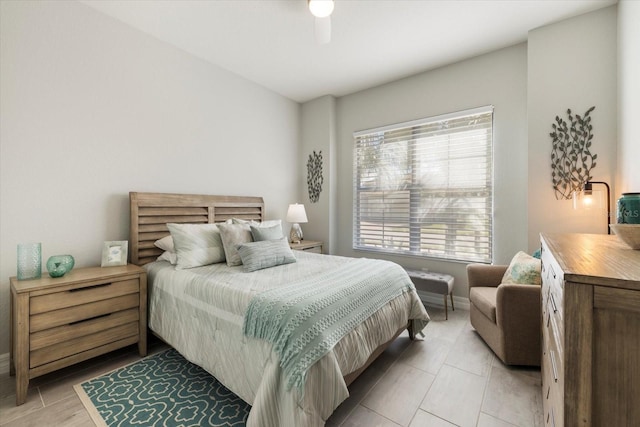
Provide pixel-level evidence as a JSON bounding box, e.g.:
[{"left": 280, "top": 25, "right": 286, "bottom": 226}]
[{"left": 467, "top": 264, "right": 541, "bottom": 366}]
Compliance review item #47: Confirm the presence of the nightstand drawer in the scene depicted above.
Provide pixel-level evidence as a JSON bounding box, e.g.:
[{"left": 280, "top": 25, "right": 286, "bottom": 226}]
[
  {"left": 30, "top": 308, "right": 139, "bottom": 351},
  {"left": 30, "top": 321, "right": 139, "bottom": 368},
  {"left": 30, "top": 293, "right": 140, "bottom": 332},
  {"left": 30, "top": 278, "right": 140, "bottom": 314},
  {"left": 290, "top": 240, "right": 323, "bottom": 253}
]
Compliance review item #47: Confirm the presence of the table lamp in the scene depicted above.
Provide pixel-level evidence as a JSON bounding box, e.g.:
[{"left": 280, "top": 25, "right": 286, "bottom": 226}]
[{"left": 286, "top": 204, "right": 308, "bottom": 243}]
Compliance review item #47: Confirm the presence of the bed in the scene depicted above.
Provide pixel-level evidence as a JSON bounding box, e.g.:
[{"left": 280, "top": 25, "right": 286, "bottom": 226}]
[{"left": 129, "top": 191, "right": 430, "bottom": 427}]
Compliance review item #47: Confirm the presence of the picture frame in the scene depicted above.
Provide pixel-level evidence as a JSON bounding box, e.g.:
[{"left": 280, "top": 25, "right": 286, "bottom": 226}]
[{"left": 101, "top": 240, "right": 128, "bottom": 267}]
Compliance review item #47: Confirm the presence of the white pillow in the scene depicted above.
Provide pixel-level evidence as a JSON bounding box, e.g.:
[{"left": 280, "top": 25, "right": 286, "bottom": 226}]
[
  {"left": 157, "top": 250, "right": 177, "bottom": 265},
  {"left": 232, "top": 218, "right": 282, "bottom": 228},
  {"left": 154, "top": 235, "right": 175, "bottom": 253},
  {"left": 167, "top": 223, "right": 226, "bottom": 269}
]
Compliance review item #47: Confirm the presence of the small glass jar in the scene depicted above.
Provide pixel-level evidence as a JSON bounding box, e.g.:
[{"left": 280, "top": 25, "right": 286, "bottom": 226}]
[{"left": 616, "top": 193, "right": 640, "bottom": 224}]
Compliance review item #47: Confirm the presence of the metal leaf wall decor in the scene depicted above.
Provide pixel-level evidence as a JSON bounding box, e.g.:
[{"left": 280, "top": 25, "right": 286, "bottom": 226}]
[
  {"left": 550, "top": 106, "right": 597, "bottom": 200},
  {"left": 307, "top": 150, "right": 323, "bottom": 203}
]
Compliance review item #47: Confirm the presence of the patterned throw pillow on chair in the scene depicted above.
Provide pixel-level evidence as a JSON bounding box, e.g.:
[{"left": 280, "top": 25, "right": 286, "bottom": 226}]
[{"left": 502, "top": 251, "right": 542, "bottom": 285}]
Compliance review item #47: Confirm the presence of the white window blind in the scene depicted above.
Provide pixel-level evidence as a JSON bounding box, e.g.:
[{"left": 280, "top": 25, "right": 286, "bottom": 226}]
[{"left": 353, "top": 106, "right": 493, "bottom": 263}]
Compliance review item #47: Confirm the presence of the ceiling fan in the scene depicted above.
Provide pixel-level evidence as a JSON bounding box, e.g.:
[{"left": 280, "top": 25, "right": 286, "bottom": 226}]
[{"left": 308, "top": 0, "right": 335, "bottom": 44}]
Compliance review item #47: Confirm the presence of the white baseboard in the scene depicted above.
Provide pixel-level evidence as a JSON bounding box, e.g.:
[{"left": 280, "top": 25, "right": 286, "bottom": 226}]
[
  {"left": 416, "top": 290, "right": 470, "bottom": 311},
  {"left": 0, "top": 352, "right": 9, "bottom": 375}
]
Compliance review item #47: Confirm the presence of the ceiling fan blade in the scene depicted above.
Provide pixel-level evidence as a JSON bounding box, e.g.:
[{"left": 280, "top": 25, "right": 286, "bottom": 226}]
[{"left": 314, "top": 16, "right": 331, "bottom": 44}]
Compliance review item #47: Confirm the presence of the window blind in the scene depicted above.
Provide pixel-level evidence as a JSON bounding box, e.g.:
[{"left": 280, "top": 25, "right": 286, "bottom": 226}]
[{"left": 353, "top": 106, "right": 493, "bottom": 263}]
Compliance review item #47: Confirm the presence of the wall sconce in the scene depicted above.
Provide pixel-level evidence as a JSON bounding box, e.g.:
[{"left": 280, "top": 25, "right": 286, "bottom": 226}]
[
  {"left": 286, "top": 203, "right": 308, "bottom": 243},
  {"left": 573, "top": 181, "right": 611, "bottom": 234}
]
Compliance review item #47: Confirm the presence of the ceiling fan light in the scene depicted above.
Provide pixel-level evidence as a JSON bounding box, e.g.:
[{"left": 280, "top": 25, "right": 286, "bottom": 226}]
[{"left": 308, "top": 0, "right": 334, "bottom": 18}]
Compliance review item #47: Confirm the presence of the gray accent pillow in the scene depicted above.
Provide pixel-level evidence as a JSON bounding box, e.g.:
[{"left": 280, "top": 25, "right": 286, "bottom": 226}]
[
  {"left": 236, "top": 237, "right": 297, "bottom": 272},
  {"left": 250, "top": 224, "right": 284, "bottom": 241},
  {"left": 167, "top": 223, "right": 225, "bottom": 269},
  {"left": 218, "top": 223, "right": 253, "bottom": 266}
]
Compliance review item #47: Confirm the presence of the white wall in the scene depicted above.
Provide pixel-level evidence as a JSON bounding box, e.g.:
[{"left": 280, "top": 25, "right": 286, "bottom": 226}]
[
  {"left": 617, "top": 0, "right": 640, "bottom": 194},
  {"left": 527, "top": 6, "right": 618, "bottom": 246},
  {"left": 0, "top": 1, "right": 300, "bottom": 355},
  {"left": 300, "top": 96, "right": 337, "bottom": 253},
  {"left": 334, "top": 44, "right": 529, "bottom": 299}
]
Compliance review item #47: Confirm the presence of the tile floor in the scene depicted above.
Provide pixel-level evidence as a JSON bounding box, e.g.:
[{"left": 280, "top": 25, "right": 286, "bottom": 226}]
[{"left": 0, "top": 304, "right": 542, "bottom": 427}]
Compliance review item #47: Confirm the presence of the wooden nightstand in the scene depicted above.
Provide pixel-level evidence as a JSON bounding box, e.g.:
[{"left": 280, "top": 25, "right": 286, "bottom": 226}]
[
  {"left": 290, "top": 240, "right": 323, "bottom": 254},
  {"left": 10, "top": 264, "right": 147, "bottom": 406}
]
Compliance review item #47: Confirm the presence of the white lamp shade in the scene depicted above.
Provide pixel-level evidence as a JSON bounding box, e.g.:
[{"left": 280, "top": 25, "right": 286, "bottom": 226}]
[
  {"left": 308, "top": 0, "right": 334, "bottom": 18},
  {"left": 286, "top": 204, "right": 308, "bottom": 223}
]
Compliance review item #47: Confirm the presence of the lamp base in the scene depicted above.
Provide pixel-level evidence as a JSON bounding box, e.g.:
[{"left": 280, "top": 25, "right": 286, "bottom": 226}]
[{"left": 290, "top": 223, "right": 303, "bottom": 243}]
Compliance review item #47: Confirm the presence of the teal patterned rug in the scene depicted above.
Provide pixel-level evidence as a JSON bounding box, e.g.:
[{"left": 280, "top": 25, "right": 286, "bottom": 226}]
[{"left": 74, "top": 349, "right": 250, "bottom": 427}]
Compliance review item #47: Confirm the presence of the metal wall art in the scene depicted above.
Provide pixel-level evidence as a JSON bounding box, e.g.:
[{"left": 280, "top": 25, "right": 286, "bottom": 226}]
[
  {"left": 307, "top": 150, "right": 323, "bottom": 203},
  {"left": 550, "top": 106, "right": 597, "bottom": 200}
]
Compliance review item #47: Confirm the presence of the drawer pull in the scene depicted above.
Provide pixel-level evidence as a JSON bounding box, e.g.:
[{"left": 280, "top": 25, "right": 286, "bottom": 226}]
[
  {"left": 550, "top": 349, "right": 558, "bottom": 383},
  {"left": 550, "top": 294, "right": 558, "bottom": 313},
  {"left": 546, "top": 385, "right": 550, "bottom": 399},
  {"left": 69, "top": 313, "right": 111, "bottom": 325},
  {"left": 69, "top": 283, "right": 111, "bottom": 292},
  {"left": 549, "top": 264, "right": 556, "bottom": 280},
  {"left": 547, "top": 312, "right": 551, "bottom": 328}
]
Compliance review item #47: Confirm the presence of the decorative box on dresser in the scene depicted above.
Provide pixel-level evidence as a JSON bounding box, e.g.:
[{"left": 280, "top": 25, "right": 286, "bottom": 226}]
[
  {"left": 10, "top": 264, "right": 147, "bottom": 406},
  {"left": 540, "top": 233, "right": 640, "bottom": 427}
]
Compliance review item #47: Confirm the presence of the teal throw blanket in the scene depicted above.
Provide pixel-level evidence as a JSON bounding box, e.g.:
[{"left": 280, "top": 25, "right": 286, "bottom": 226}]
[{"left": 243, "top": 258, "right": 418, "bottom": 391}]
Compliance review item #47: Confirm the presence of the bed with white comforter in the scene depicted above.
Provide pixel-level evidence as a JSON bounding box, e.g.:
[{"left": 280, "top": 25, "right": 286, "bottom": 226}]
[{"left": 145, "top": 250, "right": 429, "bottom": 427}]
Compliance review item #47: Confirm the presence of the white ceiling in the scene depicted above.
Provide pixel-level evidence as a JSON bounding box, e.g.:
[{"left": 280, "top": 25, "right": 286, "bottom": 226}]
[{"left": 80, "top": 0, "right": 616, "bottom": 103}]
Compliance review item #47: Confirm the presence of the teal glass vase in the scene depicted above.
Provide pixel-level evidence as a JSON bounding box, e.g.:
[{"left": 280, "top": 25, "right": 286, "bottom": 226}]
[
  {"left": 46, "top": 255, "right": 75, "bottom": 278},
  {"left": 17, "top": 243, "right": 42, "bottom": 280}
]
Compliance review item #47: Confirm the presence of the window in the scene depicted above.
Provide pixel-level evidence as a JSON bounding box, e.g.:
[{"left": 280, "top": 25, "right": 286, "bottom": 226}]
[{"left": 353, "top": 106, "right": 493, "bottom": 263}]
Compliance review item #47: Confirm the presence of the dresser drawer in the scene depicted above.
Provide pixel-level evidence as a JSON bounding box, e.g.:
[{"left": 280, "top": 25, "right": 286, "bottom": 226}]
[
  {"left": 543, "top": 342, "right": 564, "bottom": 427},
  {"left": 541, "top": 250, "right": 565, "bottom": 427},
  {"left": 545, "top": 297, "right": 564, "bottom": 353}
]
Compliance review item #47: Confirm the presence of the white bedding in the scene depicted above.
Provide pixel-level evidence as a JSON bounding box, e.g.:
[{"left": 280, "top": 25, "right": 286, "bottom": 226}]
[{"left": 145, "top": 251, "right": 429, "bottom": 427}]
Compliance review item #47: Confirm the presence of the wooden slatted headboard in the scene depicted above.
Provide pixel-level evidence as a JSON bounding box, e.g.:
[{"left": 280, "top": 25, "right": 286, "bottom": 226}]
[{"left": 129, "top": 192, "right": 264, "bottom": 266}]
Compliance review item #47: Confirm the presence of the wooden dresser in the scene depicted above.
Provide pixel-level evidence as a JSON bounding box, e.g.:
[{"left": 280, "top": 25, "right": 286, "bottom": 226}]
[
  {"left": 540, "top": 233, "right": 640, "bottom": 427},
  {"left": 10, "top": 264, "right": 147, "bottom": 405}
]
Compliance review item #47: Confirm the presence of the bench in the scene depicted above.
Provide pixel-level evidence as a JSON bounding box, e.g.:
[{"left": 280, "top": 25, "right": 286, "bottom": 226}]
[{"left": 405, "top": 269, "right": 455, "bottom": 320}]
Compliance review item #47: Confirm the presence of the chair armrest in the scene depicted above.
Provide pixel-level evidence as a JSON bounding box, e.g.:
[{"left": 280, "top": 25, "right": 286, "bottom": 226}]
[
  {"left": 495, "top": 283, "right": 542, "bottom": 365},
  {"left": 467, "top": 264, "right": 508, "bottom": 291},
  {"left": 496, "top": 284, "right": 541, "bottom": 331}
]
